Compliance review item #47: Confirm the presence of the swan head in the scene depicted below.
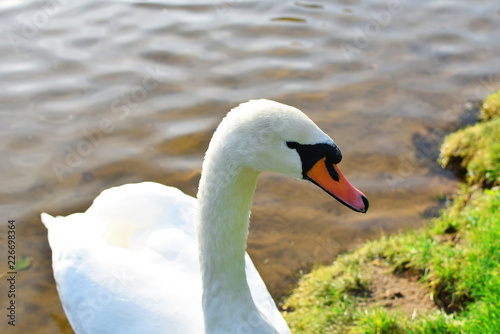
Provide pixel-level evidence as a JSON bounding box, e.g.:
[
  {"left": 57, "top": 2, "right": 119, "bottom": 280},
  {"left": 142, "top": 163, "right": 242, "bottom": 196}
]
[{"left": 208, "top": 99, "right": 369, "bottom": 213}]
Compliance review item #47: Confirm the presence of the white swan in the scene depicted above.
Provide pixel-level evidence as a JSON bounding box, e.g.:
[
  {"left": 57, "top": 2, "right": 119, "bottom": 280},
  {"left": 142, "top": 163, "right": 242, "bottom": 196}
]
[{"left": 42, "top": 99, "right": 368, "bottom": 334}]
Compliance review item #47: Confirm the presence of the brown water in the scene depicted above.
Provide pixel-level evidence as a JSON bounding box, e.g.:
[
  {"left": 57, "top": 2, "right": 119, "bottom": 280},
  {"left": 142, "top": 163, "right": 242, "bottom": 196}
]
[{"left": 1, "top": 0, "right": 499, "bottom": 332}]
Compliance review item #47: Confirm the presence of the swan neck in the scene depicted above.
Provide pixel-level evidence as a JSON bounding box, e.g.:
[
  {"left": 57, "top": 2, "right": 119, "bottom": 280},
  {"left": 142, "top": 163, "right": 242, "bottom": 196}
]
[{"left": 197, "top": 159, "right": 265, "bottom": 332}]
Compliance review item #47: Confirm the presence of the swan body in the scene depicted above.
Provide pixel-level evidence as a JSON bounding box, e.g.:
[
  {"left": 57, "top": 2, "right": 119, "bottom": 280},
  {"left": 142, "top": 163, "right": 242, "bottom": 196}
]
[{"left": 42, "top": 99, "right": 368, "bottom": 334}]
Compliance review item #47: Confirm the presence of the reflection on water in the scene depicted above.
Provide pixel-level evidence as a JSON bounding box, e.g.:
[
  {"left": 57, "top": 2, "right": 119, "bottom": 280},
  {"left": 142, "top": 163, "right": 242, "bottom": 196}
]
[{"left": 1, "top": 0, "right": 499, "bottom": 332}]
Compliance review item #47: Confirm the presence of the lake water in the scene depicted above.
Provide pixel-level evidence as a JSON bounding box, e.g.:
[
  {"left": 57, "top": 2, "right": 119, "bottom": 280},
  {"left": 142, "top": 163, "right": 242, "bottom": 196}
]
[{"left": 1, "top": 0, "right": 499, "bottom": 332}]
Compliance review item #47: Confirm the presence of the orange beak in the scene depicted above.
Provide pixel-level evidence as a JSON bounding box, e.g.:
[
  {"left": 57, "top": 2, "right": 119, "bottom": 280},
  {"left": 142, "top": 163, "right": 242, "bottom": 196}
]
[{"left": 306, "top": 157, "right": 369, "bottom": 213}]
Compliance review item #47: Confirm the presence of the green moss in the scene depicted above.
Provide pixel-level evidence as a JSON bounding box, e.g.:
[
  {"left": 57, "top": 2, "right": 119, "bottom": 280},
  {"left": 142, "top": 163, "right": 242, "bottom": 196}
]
[
  {"left": 282, "top": 255, "right": 371, "bottom": 333},
  {"left": 283, "top": 89, "right": 500, "bottom": 334},
  {"left": 283, "top": 188, "right": 500, "bottom": 334},
  {"left": 439, "top": 92, "right": 500, "bottom": 187},
  {"left": 480, "top": 90, "right": 500, "bottom": 121}
]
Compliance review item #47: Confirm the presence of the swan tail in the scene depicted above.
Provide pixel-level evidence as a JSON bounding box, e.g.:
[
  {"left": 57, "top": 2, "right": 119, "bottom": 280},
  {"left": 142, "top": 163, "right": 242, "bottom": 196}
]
[
  {"left": 40, "top": 212, "right": 67, "bottom": 254},
  {"left": 40, "top": 212, "right": 57, "bottom": 230},
  {"left": 41, "top": 211, "right": 94, "bottom": 255}
]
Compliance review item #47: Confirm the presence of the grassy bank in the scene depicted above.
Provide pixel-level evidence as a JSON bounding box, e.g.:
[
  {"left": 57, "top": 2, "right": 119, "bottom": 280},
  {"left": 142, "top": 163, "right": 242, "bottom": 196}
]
[{"left": 282, "top": 90, "right": 500, "bottom": 334}]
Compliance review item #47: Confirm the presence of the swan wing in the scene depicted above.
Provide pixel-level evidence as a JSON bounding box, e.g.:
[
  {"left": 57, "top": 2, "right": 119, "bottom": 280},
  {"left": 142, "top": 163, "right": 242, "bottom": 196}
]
[
  {"left": 246, "top": 254, "right": 291, "bottom": 334},
  {"left": 41, "top": 182, "right": 204, "bottom": 334}
]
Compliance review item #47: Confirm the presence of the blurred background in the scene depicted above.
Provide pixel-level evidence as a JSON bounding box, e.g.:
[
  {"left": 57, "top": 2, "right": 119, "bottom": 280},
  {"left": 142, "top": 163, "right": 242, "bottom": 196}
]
[{"left": 0, "top": 0, "right": 499, "bottom": 332}]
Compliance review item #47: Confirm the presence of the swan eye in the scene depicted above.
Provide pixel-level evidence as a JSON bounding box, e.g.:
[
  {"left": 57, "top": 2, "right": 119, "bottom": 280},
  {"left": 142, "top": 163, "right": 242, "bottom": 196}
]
[{"left": 286, "top": 141, "right": 299, "bottom": 149}]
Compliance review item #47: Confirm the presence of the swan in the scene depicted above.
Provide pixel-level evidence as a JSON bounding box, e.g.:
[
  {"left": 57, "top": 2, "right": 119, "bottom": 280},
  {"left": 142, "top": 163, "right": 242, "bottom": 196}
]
[{"left": 41, "top": 99, "right": 369, "bottom": 334}]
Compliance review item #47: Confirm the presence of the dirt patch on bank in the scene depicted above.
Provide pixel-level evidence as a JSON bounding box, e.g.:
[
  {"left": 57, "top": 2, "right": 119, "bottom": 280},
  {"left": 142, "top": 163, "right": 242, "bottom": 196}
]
[{"left": 363, "top": 262, "right": 437, "bottom": 317}]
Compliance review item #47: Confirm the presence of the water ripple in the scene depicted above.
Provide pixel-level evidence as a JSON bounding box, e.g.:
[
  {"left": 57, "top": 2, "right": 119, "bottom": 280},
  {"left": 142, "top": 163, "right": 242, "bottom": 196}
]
[{"left": 2, "top": 0, "right": 499, "bottom": 332}]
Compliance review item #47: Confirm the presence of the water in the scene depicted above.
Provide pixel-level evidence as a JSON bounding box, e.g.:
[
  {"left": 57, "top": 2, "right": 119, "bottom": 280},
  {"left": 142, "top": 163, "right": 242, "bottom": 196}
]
[{"left": 1, "top": 0, "right": 499, "bottom": 332}]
